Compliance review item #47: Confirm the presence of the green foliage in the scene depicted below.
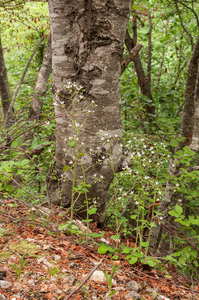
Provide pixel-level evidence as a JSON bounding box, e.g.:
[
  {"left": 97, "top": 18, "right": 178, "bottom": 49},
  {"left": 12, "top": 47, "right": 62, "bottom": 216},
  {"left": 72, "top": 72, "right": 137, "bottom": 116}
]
[{"left": 103, "top": 260, "right": 120, "bottom": 299}]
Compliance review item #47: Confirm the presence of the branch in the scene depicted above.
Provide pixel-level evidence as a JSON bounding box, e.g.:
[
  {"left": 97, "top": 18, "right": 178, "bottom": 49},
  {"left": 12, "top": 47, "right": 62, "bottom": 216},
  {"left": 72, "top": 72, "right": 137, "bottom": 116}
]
[
  {"left": 121, "top": 43, "right": 143, "bottom": 74},
  {"left": 174, "top": 0, "right": 194, "bottom": 50},
  {"left": 147, "top": 12, "right": 152, "bottom": 84},
  {"left": 4, "top": 33, "right": 45, "bottom": 129},
  {"left": 63, "top": 260, "right": 103, "bottom": 300}
]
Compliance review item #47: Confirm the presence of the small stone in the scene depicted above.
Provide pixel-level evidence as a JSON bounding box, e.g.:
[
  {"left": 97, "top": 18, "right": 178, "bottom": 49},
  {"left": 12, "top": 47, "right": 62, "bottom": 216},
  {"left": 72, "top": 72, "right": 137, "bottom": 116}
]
[
  {"left": 28, "top": 279, "right": 35, "bottom": 286},
  {"left": 53, "top": 255, "right": 61, "bottom": 261},
  {"left": 125, "top": 291, "right": 141, "bottom": 299},
  {"left": 138, "top": 281, "right": 147, "bottom": 290},
  {"left": 157, "top": 296, "right": 170, "bottom": 300},
  {"left": 50, "top": 276, "right": 57, "bottom": 282},
  {"left": 126, "top": 280, "right": 139, "bottom": 292},
  {"left": 67, "top": 274, "right": 76, "bottom": 285},
  {"left": 0, "top": 280, "right": 12, "bottom": 289},
  {"left": 91, "top": 271, "right": 106, "bottom": 283}
]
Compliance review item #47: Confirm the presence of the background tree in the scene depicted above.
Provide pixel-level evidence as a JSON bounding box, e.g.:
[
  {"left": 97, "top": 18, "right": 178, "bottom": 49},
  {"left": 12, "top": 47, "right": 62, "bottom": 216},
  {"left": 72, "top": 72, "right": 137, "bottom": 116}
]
[{"left": 47, "top": 0, "right": 131, "bottom": 218}]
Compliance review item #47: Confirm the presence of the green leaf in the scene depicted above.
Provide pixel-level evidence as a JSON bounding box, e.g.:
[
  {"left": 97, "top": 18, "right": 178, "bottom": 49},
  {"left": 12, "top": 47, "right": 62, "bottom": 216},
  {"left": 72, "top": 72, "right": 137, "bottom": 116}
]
[
  {"left": 109, "top": 290, "right": 118, "bottom": 297},
  {"left": 169, "top": 210, "right": 179, "bottom": 217},
  {"left": 140, "top": 241, "right": 149, "bottom": 248},
  {"left": 5, "top": 185, "right": 14, "bottom": 192},
  {"left": 171, "top": 139, "right": 178, "bottom": 147},
  {"left": 98, "top": 245, "right": 109, "bottom": 254},
  {"left": 63, "top": 166, "right": 70, "bottom": 171},
  {"left": 68, "top": 142, "right": 75, "bottom": 147},
  {"left": 132, "top": 251, "right": 144, "bottom": 258},
  {"left": 175, "top": 204, "right": 183, "bottom": 215},
  {"left": 78, "top": 153, "right": 85, "bottom": 157},
  {"left": 90, "top": 231, "right": 104, "bottom": 238},
  {"left": 88, "top": 207, "right": 97, "bottom": 215},
  {"left": 111, "top": 234, "right": 120, "bottom": 240},
  {"left": 130, "top": 215, "right": 137, "bottom": 220},
  {"left": 128, "top": 257, "right": 138, "bottom": 264}
]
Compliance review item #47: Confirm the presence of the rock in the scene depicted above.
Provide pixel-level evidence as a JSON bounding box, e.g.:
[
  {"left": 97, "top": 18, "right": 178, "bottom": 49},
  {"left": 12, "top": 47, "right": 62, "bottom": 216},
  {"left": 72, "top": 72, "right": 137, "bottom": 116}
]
[
  {"left": 146, "top": 287, "right": 158, "bottom": 299},
  {"left": 0, "top": 293, "right": 6, "bottom": 300},
  {"left": 138, "top": 281, "right": 147, "bottom": 290},
  {"left": 0, "top": 280, "right": 12, "bottom": 289},
  {"left": 37, "top": 258, "right": 54, "bottom": 268},
  {"left": 53, "top": 255, "right": 61, "bottom": 261},
  {"left": 125, "top": 291, "right": 141, "bottom": 299},
  {"left": 126, "top": 280, "right": 139, "bottom": 292},
  {"left": 67, "top": 274, "right": 76, "bottom": 285},
  {"left": 91, "top": 271, "right": 106, "bottom": 283},
  {"left": 28, "top": 279, "right": 36, "bottom": 286},
  {"left": 157, "top": 296, "right": 170, "bottom": 300}
]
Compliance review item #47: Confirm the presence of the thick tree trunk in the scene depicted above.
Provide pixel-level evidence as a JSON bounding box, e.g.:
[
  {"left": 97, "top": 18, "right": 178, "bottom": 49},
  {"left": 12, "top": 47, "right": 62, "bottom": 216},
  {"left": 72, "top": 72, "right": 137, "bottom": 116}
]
[
  {"left": 150, "top": 36, "right": 199, "bottom": 253},
  {"left": 47, "top": 0, "right": 131, "bottom": 218},
  {"left": 0, "top": 35, "right": 11, "bottom": 118},
  {"left": 21, "top": 33, "right": 52, "bottom": 149}
]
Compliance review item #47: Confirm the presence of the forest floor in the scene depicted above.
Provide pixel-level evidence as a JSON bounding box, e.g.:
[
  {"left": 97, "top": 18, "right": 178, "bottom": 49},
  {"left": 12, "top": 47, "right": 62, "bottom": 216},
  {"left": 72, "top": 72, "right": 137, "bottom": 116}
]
[{"left": 0, "top": 199, "right": 199, "bottom": 300}]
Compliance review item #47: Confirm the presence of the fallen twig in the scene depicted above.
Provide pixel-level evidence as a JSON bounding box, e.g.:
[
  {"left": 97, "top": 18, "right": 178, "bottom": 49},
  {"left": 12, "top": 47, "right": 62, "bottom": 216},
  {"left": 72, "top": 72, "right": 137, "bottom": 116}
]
[{"left": 63, "top": 259, "right": 103, "bottom": 300}]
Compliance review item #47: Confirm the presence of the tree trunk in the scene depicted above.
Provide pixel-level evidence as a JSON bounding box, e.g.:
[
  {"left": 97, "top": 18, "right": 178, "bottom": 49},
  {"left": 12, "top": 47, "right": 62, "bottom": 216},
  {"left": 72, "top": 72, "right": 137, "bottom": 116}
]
[
  {"left": 21, "top": 33, "right": 52, "bottom": 149},
  {"left": 149, "top": 36, "right": 199, "bottom": 253},
  {"left": 0, "top": 35, "right": 11, "bottom": 118},
  {"left": 47, "top": 0, "right": 131, "bottom": 218}
]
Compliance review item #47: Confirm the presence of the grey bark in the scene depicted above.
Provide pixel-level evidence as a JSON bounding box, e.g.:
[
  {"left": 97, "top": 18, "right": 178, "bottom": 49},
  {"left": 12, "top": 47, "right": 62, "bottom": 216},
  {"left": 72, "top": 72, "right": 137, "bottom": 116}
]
[
  {"left": 21, "top": 33, "right": 52, "bottom": 149},
  {"left": 149, "top": 36, "right": 199, "bottom": 253},
  {"left": 47, "top": 0, "right": 131, "bottom": 219},
  {"left": 0, "top": 35, "right": 11, "bottom": 118}
]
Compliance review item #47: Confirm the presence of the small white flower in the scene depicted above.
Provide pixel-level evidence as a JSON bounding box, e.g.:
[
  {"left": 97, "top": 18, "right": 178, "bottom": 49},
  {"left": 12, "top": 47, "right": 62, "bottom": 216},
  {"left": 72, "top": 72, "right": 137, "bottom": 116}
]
[
  {"left": 69, "top": 160, "right": 73, "bottom": 164},
  {"left": 115, "top": 134, "right": 118, "bottom": 137},
  {"left": 45, "top": 121, "right": 50, "bottom": 125},
  {"left": 101, "top": 137, "right": 105, "bottom": 140},
  {"left": 179, "top": 199, "right": 182, "bottom": 202},
  {"left": 100, "top": 175, "right": 104, "bottom": 179},
  {"left": 101, "top": 156, "right": 105, "bottom": 159},
  {"left": 93, "top": 174, "right": 97, "bottom": 177},
  {"left": 159, "top": 216, "right": 163, "bottom": 220},
  {"left": 176, "top": 183, "right": 179, "bottom": 187},
  {"left": 135, "top": 201, "right": 138, "bottom": 205}
]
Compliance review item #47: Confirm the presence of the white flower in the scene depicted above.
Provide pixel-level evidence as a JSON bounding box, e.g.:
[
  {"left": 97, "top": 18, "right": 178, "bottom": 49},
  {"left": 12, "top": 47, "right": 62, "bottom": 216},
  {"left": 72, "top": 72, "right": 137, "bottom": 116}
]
[
  {"left": 179, "top": 199, "right": 182, "bottom": 202},
  {"left": 93, "top": 174, "right": 97, "bottom": 177},
  {"left": 69, "top": 160, "right": 73, "bottom": 164},
  {"left": 115, "top": 134, "right": 118, "bottom": 137},
  {"left": 101, "top": 137, "right": 105, "bottom": 140},
  {"left": 176, "top": 183, "right": 179, "bottom": 187},
  {"left": 45, "top": 121, "right": 50, "bottom": 125},
  {"left": 135, "top": 201, "right": 138, "bottom": 205},
  {"left": 159, "top": 216, "right": 163, "bottom": 220},
  {"left": 92, "top": 100, "right": 95, "bottom": 104},
  {"left": 100, "top": 175, "right": 104, "bottom": 179}
]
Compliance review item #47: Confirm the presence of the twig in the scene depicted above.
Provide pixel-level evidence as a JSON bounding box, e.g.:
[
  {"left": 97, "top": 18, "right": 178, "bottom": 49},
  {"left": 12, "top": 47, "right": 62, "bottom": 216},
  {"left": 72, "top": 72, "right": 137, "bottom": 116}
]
[{"left": 63, "top": 259, "right": 103, "bottom": 300}]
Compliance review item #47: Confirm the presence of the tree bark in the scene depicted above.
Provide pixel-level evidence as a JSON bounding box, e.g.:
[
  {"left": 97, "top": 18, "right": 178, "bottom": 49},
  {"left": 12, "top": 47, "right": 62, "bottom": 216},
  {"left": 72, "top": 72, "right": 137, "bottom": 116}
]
[
  {"left": 21, "top": 33, "right": 52, "bottom": 149},
  {"left": 0, "top": 35, "right": 11, "bottom": 118},
  {"left": 47, "top": 0, "right": 131, "bottom": 218}
]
